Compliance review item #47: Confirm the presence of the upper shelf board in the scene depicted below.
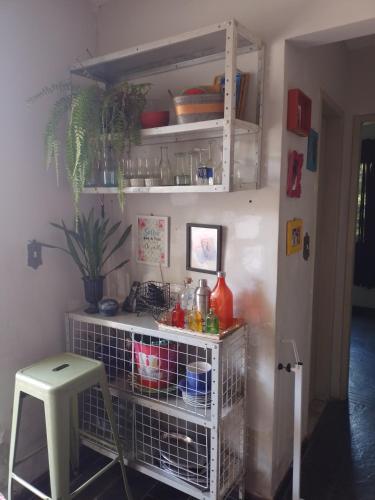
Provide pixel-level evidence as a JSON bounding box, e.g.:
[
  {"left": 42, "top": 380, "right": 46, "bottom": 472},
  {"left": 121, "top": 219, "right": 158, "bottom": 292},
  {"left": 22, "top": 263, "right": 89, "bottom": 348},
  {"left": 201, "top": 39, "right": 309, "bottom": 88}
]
[
  {"left": 71, "top": 19, "right": 263, "bottom": 83},
  {"left": 140, "top": 118, "right": 259, "bottom": 144}
]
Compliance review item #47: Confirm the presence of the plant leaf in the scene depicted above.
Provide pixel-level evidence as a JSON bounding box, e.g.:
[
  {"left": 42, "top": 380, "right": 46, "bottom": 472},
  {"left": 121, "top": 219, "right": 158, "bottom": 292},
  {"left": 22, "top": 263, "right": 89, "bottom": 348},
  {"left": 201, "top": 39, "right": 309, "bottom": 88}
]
[
  {"left": 104, "top": 259, "right": 130, "bottom": 277},
  {"left": 102, "top": 224, "right": 132, "bottom": 265}
]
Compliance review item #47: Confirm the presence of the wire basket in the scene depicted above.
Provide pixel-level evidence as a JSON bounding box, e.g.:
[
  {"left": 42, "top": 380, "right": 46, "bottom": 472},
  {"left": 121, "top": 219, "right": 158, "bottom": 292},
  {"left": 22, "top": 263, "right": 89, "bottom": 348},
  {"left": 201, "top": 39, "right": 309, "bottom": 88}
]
[{"left": 136, "top": 281, "right": 170, "bottom": 317}]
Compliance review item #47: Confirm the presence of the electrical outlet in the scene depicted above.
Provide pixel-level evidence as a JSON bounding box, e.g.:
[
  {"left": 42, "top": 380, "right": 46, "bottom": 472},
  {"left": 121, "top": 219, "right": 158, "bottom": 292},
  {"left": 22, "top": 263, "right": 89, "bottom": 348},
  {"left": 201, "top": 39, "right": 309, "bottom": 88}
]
[{"left": 27, "top": 240, "right": 42, "bottom": 269}]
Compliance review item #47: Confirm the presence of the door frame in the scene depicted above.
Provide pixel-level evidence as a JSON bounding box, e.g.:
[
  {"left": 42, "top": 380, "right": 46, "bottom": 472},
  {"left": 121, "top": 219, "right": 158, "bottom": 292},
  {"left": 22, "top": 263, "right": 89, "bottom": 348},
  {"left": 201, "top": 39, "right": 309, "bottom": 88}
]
[
  {"left": 339, "top": 113, "right": 375, "bottom": 396},
  {"left": 310, "top": 92, "right": 345, "bottom": 406}
]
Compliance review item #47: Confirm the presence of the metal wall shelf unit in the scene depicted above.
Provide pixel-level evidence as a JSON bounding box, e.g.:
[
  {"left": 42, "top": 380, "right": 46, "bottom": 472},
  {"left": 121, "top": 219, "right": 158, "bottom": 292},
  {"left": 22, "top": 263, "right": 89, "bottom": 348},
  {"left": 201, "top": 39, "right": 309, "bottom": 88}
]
[
  {"left": 66, "top": 311, "right": 247, "bottom": 500},
  {"left": 72, "top": 19, "right": 264, "bottom": 192}
]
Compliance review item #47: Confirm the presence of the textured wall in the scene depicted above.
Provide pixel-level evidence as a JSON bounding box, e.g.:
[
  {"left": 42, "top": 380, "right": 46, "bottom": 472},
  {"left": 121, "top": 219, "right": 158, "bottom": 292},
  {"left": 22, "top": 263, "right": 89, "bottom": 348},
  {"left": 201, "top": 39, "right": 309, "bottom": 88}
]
[{"left": 0, "top": 0, "right": 96, "bottom": 491}]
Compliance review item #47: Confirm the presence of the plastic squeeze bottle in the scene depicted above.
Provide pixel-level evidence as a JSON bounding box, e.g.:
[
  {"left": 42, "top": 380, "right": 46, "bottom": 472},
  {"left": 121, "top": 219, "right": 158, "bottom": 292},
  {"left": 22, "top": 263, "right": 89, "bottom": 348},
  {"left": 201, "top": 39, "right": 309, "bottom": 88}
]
[{"left": 210, "top": 271, "right": 233, "bottom": 330}]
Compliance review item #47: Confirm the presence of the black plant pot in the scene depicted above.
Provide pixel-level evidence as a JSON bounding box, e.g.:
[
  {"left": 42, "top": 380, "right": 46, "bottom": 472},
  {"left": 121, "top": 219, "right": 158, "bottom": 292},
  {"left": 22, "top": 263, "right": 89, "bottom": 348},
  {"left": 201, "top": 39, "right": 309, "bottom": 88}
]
[{"left": 83, "top": 276, "right": 104, "bottom": 314}]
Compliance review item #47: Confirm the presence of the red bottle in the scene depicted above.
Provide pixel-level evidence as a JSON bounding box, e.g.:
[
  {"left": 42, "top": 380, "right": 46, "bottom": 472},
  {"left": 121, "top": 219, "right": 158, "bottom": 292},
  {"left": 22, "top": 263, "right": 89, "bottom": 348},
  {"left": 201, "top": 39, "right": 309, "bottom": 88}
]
[
  {"left": 172, "top": 302, "right": 185, "bottom": 328},
  {"left": 210, "top": 271, "right": 233, "bottom": 330}
]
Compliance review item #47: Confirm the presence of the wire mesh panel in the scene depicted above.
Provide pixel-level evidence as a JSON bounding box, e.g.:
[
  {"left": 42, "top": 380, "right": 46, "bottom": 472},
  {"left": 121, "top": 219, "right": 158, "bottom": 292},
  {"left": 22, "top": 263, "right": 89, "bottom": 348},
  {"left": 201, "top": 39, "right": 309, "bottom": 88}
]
[
  {"left": 135, "top": 404, "right": 210, "bottom": 491},
  {"left": 66, "top": 313, "right": 247, "bottom": 500},
  {"left": 79, "top": 386, "right": 133, "bottom": 457},
  {"left": 219, "top": 409, "right": 245, "bottom": 499},
  {"left": 68, "top": 318, "right": 214, "bottom": 418},
  {"left": 221, "top": 331, "right": 246, "bottom": 413}
]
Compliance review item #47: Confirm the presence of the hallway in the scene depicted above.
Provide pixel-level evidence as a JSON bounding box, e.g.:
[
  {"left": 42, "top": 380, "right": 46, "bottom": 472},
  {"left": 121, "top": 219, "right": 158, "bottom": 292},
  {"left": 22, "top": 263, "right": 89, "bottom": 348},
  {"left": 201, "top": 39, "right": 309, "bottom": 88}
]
[{"left": 287, "top": 309, "right": 375, "bottom": 500}]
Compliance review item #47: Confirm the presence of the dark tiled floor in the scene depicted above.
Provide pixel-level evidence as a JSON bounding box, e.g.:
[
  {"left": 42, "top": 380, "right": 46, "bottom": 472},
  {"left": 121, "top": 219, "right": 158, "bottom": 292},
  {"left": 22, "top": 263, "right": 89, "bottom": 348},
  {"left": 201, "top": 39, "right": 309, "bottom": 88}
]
[{"left": 279, "top": 309, "right": 375, "bottom": 500}]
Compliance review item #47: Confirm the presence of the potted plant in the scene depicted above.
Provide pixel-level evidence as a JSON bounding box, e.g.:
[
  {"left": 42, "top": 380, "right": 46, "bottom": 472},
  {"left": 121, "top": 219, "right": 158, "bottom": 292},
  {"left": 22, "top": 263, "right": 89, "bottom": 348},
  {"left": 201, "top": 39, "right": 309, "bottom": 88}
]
[
  {"left": 40, "top": 209, "right": 131, "bottom": 313},
  {"left": 29, "top": 80, "right": 150, "bottom": 212}
]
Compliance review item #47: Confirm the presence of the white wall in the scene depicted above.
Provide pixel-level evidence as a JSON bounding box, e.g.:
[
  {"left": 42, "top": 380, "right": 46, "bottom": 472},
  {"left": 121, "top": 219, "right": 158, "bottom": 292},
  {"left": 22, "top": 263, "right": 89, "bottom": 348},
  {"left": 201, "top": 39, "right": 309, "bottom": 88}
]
[
  {"left": 95, "top": 1, "right": 375, "bottom": 498},
  {"left": 275, "top": 41, "right": 351, "bottom": 486},
  {"left": 0, "top": 0, "right": 96, "bottom": 491}
]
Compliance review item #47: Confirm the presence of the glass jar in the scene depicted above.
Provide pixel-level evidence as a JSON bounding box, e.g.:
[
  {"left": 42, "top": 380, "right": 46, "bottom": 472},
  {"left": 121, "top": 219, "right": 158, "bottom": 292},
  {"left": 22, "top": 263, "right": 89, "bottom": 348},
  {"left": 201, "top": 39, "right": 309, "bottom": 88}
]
[
  {"left": 159, "top": 146, "right": 172, "bottom": 186},
  {"left": 101, "top": 144, "right": 117, "bottom": 187},
  {"left": 130, "top": 158, "right": 145, "bottom": 187},
  {"left": 145, "top": 158, "right": 160, "bottom": 187},
  {"left": 174, "top": 152, "right": 190, "bottom": 185},
  {"left": 187, "top": 150, "right": 199, "bottom": 185},
  {"left": 214, "top": 142, "right": 223, "bottom": 185}
]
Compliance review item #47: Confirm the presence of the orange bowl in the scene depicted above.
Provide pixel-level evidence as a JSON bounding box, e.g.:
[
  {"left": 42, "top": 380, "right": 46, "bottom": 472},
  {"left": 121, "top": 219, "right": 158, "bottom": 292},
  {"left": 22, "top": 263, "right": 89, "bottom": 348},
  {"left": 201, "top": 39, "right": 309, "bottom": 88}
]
[{"left": 140, "top": 111, "right": 170, "bottom": 129}]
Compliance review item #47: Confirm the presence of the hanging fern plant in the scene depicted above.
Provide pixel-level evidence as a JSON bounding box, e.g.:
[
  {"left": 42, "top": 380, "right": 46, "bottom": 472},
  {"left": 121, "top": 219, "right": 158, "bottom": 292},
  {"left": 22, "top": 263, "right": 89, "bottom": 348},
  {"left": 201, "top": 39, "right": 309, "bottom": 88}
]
[
  {"left": 29, "top": 80, "right": 150, "bottom": 213},
  {"left": 101, "top": 81, "right": 149, "bottom": 209}
]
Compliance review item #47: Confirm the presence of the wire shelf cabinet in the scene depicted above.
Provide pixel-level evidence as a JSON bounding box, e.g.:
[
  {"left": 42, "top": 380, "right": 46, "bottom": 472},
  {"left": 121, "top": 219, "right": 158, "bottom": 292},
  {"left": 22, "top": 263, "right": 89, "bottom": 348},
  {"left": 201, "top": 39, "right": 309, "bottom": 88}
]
[{"left": 66, "top": 311, "right": 247, "bottom": 500}]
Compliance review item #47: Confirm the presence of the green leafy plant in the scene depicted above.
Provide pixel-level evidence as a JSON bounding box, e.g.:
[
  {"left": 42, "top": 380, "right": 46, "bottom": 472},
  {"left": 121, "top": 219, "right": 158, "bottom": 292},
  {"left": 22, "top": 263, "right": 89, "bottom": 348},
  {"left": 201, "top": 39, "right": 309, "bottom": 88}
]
[
  {"left": 29, "top": 80, "right": 150, "bottom": 212},
  {"left": 40, "top": 209, "right": 132, "bottom": 279}
]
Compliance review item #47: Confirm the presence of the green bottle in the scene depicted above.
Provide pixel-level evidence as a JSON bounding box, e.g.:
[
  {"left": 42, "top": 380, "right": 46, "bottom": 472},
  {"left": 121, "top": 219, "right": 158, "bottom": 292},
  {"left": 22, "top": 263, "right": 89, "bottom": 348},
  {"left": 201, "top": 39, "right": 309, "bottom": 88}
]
[{"left": 206, "top": 308, "right": 219, "bottom": 334}]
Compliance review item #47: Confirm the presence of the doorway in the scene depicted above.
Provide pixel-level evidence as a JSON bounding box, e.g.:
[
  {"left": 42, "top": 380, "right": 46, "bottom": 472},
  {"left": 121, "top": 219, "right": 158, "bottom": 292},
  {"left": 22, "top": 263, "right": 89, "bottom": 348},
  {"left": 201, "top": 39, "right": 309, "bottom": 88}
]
[{"left": 309, "top": 94, "right": 345, "bottom": 431}]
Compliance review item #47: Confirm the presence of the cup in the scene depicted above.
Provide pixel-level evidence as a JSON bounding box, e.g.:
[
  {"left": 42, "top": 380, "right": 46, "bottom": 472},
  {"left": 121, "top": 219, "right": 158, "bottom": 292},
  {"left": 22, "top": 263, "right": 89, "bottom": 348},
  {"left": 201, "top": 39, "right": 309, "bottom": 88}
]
[{"left": 186, "top": 361, "right": 211, "bottom": 395}]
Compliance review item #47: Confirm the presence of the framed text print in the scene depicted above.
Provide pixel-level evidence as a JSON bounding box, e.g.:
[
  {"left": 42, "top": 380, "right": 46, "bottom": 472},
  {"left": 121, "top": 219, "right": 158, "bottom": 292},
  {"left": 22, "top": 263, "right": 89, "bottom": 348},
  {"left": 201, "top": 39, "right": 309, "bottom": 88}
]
[{"left": 137, "top": 215, "right": 169, "bottom": 267}]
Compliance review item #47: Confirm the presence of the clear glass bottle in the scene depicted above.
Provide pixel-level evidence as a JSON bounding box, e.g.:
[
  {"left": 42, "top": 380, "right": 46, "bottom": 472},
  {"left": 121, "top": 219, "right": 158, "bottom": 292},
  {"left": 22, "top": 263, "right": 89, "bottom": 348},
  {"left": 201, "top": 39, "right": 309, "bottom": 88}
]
[
  {"left": 159, "top": 146, "right": 172, "bottom": 186},
  {"left": 180, "top": 277, "right": 195, "bottom": 314}
]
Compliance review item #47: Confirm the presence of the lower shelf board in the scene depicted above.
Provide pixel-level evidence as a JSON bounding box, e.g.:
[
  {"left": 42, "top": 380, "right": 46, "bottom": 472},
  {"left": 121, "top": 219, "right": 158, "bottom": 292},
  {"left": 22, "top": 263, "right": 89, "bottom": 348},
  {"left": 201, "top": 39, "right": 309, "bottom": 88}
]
[{"left": 81, "top": 435, "right": 211, "bottom": 500}]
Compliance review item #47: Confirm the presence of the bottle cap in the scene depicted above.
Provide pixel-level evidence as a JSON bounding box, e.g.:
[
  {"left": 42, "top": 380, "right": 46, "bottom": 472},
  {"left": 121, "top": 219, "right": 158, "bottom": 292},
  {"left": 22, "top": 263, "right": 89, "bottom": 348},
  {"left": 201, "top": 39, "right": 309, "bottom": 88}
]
[
  {"left": 199, "top": 279, "right": 208, "bottom": 287},
  {"left": 184, "top": 277, "right": 192, "bottom": 285},
  {"left": 217, "top": 271, "right": 226, "bottom": 278}
]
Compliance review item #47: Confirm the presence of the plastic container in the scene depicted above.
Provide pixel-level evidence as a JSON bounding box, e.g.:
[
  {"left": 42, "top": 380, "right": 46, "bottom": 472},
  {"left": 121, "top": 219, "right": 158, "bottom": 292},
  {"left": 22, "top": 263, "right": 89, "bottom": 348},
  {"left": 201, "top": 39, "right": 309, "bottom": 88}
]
[
  {"left": 140, "top": 110, "right": 170, "bottom": 129},
  {"left": 134, "top": 339, "right": 177, "bottom": 389},
  {"left": 173, "top": 93, "right": 224, "bottom": 124}
]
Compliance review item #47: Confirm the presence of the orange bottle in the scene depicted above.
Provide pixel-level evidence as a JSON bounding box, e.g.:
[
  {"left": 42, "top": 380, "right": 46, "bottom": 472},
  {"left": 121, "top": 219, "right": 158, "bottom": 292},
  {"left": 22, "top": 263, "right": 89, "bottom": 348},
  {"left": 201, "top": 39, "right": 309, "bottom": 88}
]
[{"left": 210, "top": 271, "right": 233, "bottom": 330}]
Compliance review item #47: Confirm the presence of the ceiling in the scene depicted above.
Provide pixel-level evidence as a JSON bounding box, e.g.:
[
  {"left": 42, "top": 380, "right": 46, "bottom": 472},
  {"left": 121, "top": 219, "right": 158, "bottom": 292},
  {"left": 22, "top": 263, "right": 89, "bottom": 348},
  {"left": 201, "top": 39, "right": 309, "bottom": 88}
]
[{"left": 345, "top": 33, "right": 375, "bottom": 51}]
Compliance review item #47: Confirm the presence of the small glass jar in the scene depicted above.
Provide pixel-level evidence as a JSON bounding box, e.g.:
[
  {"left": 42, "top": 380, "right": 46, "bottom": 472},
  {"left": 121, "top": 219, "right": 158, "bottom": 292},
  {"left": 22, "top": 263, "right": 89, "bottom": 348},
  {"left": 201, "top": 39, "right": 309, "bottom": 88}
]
[
  {"left": 159, "top": 146, "right": 173, "bottom": 186},
  {"left": 187, "top": 150, "right": 199, "bottom": 185},
  {"left": 121, "top": 157, "right": 131, "bottom": 187},
  {"left": 130, "top": 158, "right": 145, "bottom": 187},
  {"left": 174, "top": 152, "right": 190, "bottom": 185},
  {"left": 101, "top": 144, "right": 117, "bottom": 187},
  {"left": 144, "top": 158, "right": 160, "bottom": 187}
]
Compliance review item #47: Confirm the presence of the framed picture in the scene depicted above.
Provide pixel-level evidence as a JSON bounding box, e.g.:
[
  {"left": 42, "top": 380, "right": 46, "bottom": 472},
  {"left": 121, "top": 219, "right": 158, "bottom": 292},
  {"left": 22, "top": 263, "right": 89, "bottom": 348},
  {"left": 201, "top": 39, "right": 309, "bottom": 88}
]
[
  {"left": 137, "top": 215, "right": 169, "bottom": 267},
  {"left": 287, "top": 150, "right": 303, "bottom": 197},
  {"left": 186, "top": 223, "right": 222, "bottom": 274},
  {"left": 286, "top": 218, "right": 303, "bottom": 255},
  {"left": 307, "top": 129, "right": 319, "bottom": 172}
]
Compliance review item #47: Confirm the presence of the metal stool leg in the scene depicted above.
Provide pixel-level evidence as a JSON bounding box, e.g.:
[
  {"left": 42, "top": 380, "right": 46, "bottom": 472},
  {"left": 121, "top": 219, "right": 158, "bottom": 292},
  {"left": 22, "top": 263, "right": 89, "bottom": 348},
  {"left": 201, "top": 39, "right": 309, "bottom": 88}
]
[
  {"left": 44, "top": 395, "right": 70, "bottom": 500},
  {"left": 70, "top": 396, "right": 80, "bottom": 475},
  {"left": 99, "top": 376, "right": 133, "bottom": 500},
  {"left": 8, "top": 388, "right": 24, "bottom": 500}
]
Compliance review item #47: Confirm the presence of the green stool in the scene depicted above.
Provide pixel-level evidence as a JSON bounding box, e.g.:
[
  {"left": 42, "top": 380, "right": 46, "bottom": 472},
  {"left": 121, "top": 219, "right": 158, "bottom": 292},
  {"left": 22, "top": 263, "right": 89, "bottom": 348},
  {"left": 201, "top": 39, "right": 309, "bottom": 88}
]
[{"left": 8, "top": 353, "right": 131, "bottom": 500}]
